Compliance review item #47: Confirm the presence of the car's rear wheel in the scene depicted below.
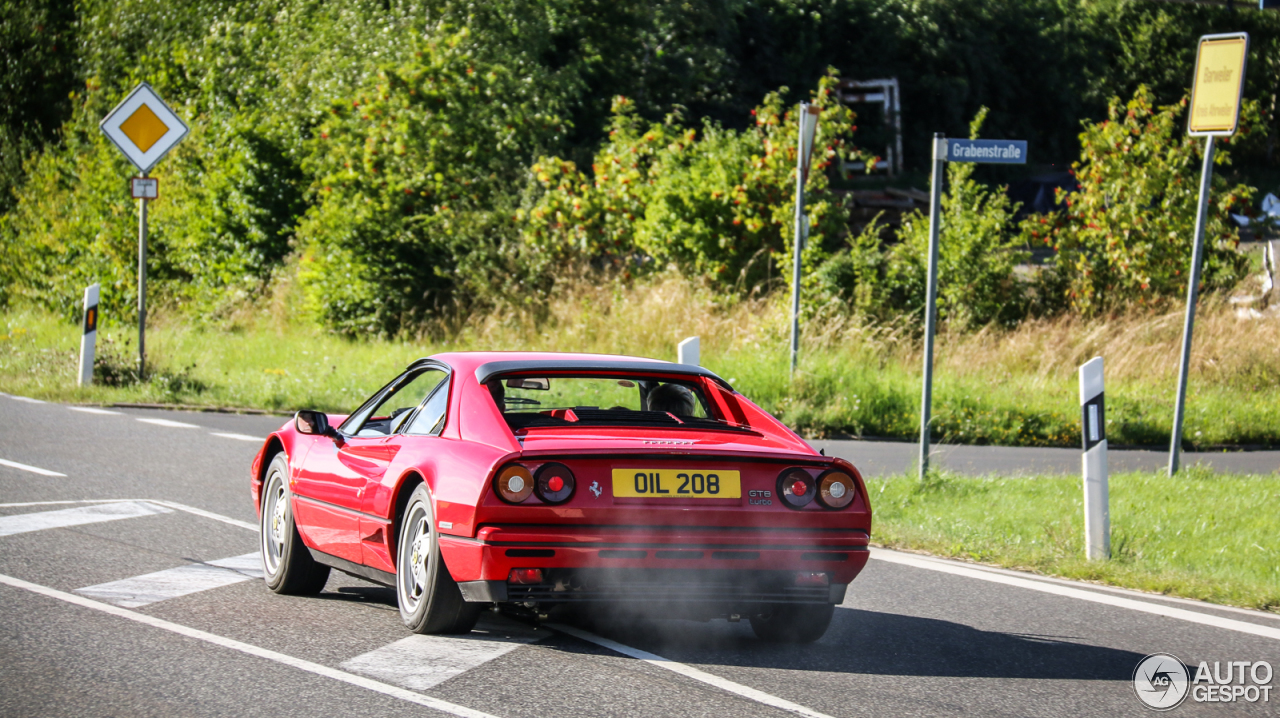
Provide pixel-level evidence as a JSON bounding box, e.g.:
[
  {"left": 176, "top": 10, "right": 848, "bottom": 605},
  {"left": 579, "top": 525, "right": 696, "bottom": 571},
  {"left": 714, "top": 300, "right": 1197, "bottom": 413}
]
[
  {"left": 260, "top": 453, "right": 330, "bottom": 595},
  {"left": 749, "top": 603, "right": 834, "bottom": 643},
  {"left": 396, "top": 484, "right": 480, "bottom": 634}
]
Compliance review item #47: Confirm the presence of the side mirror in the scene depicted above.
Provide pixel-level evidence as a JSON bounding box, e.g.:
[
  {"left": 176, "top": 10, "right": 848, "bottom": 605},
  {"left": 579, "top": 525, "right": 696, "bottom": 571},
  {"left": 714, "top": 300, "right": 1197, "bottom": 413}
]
[{"left": 295, "top": 409, "right": 332, "bottom": 436}]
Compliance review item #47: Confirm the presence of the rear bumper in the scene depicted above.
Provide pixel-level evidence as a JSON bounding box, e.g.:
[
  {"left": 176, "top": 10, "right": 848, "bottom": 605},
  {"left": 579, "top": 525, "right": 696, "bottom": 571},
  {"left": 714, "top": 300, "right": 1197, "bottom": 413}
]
[{"left": 441, "top": 524, "right": 869, "bottom": 606}]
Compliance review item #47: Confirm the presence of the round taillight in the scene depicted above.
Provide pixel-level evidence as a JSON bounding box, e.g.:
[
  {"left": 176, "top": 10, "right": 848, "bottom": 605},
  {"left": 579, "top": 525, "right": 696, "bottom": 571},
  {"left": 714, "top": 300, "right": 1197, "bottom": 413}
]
[
  {"left": 534, "top": 462, "right": 575, "bottom": 504},
  {"left": 777, "top": 468, "right": 815, "bottom": 509},
  {"left": 817, "top": 470, "right": 856, "bottom": 509},
  {"left": 495, "top": 464, "right": 534, "bottom": 504}
]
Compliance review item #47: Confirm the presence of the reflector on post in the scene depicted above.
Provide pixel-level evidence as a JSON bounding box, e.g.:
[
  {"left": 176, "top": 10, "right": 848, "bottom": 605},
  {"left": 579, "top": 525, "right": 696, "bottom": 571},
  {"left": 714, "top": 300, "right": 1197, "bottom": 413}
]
[
  {"left": 1079, "top": 356, "right": 1109, "bottom": 561},
  {"left": 77, "top": 283, "right": 100, "bottom": 387}
]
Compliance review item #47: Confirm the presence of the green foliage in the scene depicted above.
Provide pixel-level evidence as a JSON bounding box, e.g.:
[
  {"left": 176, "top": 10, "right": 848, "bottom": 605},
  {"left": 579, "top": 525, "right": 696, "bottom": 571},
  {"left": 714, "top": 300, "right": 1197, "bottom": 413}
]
[
  {"left": 1028, "top": 86, "right": 1253, "bottom": 315},
  {"left": 519, "top": 71, "right": 868, "bottom": 290},
  {"left": 0, "top": 0, "right": 78, "bottom": 214},
  {"left": 813, "top": 108, "right": 1027, "bottom": 329},
  {"left": 298, "top": 25, "right": 571, "bottom": 334}
]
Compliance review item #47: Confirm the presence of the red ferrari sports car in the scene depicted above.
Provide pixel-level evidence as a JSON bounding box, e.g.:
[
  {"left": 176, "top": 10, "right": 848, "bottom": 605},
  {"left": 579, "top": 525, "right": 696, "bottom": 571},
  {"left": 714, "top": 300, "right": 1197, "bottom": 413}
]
[{"left": 251, "top": 352, "right": 871, "bottom": 642}]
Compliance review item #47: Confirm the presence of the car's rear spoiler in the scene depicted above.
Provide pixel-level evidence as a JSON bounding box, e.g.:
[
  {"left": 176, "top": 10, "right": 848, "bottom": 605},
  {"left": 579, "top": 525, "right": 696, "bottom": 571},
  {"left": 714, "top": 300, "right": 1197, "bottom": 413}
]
[{"left": 474, "top": 359, "right": 734, "bottom": 391}]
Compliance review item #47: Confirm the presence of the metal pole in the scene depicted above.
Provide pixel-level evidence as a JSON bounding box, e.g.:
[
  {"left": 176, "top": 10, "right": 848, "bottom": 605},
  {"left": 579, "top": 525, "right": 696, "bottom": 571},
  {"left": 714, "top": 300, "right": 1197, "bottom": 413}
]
[
  {"left": 1168, "top": 137, "right": 1216, "bottom": 476},
  {"left": 919, "top": 133, "right": 946, "bottom": 481},
  {"left": 138, "top": 178, "right": 148, "bottom": 381},
  {"left": 789, "top": 131, "right": 807, "bottom": 378}
]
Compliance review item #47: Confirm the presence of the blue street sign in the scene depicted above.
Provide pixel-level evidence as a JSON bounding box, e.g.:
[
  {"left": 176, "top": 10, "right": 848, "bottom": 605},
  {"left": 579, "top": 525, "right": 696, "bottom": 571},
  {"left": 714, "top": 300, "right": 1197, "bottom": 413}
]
[{"left": 945, "top": 138, "right": 1028, "bottom": 164}]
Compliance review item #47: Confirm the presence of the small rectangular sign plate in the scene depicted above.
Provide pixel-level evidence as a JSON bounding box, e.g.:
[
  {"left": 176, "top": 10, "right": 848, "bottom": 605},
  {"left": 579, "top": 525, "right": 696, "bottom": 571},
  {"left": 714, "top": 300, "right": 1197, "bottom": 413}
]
[
  {"left": 131, "top": 177, "right": 158, "bottom": 200},
  {"left": 945, "top": 139, "right": 1028, "bottom": 164}
]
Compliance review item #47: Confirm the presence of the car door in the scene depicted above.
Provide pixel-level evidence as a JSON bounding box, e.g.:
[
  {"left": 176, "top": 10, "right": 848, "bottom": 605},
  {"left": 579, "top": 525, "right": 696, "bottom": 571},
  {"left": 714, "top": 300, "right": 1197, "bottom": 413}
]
[
  {"left": 359, "top": 374, "right": 452, "bottom": 572},
  {"left": 292, "top": 366, "right": 447, "bottom": 564}
]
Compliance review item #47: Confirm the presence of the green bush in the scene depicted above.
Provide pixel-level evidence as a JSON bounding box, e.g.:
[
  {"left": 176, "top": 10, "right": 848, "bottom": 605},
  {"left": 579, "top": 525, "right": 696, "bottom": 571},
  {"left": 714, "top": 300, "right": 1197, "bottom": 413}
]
[
  {"left": 297, "top": 25, "right": 571, "bottom": 335},
  {"left": 518, "top": 71, "right": 869, "bottom": 292},
  {"left": 1027, "top": 86, "right": 1254, "bottom": 314},
  {"left": 812, "top": 108, "right": 1028, "bottom": 329}
]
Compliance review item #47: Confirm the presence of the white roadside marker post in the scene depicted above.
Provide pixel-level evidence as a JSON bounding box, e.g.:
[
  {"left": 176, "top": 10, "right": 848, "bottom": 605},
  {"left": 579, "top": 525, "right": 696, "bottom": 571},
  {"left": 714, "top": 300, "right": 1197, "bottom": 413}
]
[
  {"left": 77, "top": 283, "right": 100, "bottom": 387},
  {"left": 788, "top": 103, "right": 821, "bottom": 378},
  {"left": 1169, "top": 33, "right": 1249, "bottom": 476},
  {"left": 1079, "top": 356, "right": 1109, "bottom": 560},
  {"left": 677, "top": 336, "right": 700, "bottom": 367}
]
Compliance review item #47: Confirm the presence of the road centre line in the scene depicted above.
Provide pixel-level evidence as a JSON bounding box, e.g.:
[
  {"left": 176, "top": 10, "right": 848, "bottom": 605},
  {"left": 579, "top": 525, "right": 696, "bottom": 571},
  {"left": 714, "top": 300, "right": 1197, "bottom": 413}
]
[
  {"left": 210, "top": 432, "right": 264, "bottom": 442},
  {"left": 872, "top": 547, "right": 1280, "bottom": 623},
  {"left": 870, "top": 548, "right": 1280, "bottom": 641},
  {"left": 76, "top": 552, "right": 263, "bottom": 608},
  {"left": 0, "top": 457, "right": 66, "bottom": 477},
  {"left": 547, "top": 622, "right": 836, "bottom": 718},
  {"left": 68, "top": 406, "right": 123, "bottom": 415},
  {"left": 0, "top": 572, "right": 500, "bottom": 718},
  {"left": 0, "top": 501, "right": 172, "bottom": 537},
  {"left": 0, "top": 498, "right": 259, "bottom": 531},
  {"left": 135, "top": 417, "right": 201, "bottom": 429}
]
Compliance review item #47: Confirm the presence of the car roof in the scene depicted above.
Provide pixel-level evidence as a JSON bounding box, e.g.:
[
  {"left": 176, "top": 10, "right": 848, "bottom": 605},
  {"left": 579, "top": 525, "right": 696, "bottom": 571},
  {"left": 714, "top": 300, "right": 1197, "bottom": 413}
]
[{"left": 422, "top": 351, "right": 734, "bottom": 391}]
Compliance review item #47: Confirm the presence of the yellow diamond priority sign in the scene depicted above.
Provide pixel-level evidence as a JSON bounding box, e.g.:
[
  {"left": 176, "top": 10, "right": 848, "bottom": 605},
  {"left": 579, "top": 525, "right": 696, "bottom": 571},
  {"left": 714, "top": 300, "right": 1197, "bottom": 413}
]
[
  {"left": 100, "top": 82, "right": 189, "bottom": 173},
  {"left": 1188, "top": 33, "right": 1249, "bottom": 136}
]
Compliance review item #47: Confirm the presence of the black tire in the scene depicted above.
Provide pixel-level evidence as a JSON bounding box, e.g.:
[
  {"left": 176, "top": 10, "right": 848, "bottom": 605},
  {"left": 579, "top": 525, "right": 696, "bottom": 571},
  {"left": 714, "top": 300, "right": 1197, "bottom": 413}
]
[
  {"left": 396, "top": 484, "right": 481, "bottom": 634},
  {"left": 749, "top": 603, "right": 834, "bottom": 643},
  {"left": 260, "top": 453, "right": 331, "bottom": 595}
]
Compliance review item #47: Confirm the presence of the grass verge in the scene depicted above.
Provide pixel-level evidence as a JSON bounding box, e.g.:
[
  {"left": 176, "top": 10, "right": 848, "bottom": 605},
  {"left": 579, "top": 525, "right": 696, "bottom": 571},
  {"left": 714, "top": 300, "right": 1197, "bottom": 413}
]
[
  {"left": 870, "top": 469, "right": 1280, "bottom": 612},
  {"left": 2, "top": 271, "right": 1280, "bottom": 447}
]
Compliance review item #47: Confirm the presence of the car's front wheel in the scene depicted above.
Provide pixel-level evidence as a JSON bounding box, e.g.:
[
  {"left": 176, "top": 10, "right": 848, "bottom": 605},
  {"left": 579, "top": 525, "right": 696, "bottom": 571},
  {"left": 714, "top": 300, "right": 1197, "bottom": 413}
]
[
  {"left": 260, "top": 453, "right": 330, "bottom": 595},
  {"left": 749, "top": 603, "right": 834, "bottom": 643},
  {"left": 396, "top": 484, "right": 480, "bottom": 634}
]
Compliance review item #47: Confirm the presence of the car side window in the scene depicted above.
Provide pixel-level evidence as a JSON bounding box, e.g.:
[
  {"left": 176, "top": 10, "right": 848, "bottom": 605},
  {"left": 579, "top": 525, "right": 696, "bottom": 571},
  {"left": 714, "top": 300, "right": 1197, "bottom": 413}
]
[
  {"left": 404, "top": 379, "right": 450, "bottom": 436},
  {"left": 346, "top": 368, "right": 446, "bottom": 437}
]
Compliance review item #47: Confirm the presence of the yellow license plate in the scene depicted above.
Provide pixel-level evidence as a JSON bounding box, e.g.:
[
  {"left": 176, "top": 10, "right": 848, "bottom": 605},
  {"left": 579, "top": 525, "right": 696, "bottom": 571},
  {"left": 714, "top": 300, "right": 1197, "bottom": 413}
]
[{"left": 611, "top": 469, "right": 741, "bottom": 499}]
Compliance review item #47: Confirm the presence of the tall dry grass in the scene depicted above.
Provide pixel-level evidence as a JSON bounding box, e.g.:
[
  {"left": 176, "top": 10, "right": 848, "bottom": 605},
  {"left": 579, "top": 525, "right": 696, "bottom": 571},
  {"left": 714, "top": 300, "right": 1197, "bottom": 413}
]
[{"left": 937, "top": 297, "right": 1280, "bottom": 391}]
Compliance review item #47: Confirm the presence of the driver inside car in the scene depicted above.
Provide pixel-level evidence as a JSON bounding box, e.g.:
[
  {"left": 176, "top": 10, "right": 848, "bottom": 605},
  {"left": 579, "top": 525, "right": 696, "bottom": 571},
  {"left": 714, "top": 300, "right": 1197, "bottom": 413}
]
[{"left": 647, "top": 383, "right": 696, "bottom": 417}]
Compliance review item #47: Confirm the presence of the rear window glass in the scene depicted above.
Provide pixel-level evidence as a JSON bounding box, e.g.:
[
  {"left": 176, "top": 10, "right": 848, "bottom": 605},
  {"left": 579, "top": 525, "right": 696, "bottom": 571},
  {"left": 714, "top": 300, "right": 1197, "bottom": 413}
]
[{"left": 487, "top": 375, "right": 743, "bottom": 431}]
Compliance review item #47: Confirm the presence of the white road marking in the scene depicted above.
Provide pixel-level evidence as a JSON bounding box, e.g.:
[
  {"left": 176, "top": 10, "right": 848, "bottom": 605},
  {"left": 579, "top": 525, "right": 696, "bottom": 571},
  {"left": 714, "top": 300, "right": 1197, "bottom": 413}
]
[
  {"left": 0, "top": 499, "right": 258, "bottom": 531},
  {"left": 0, "top": 501, "right": 171, "bottom": 538},
  {"left": 68, "top": 406, "right": 123, "bottom": 415},
  {"left": 5, "top": 394, "right": 45, "bottom": 404},
  {"left": 870, "top": 548, "right": 1280, "bottom": 641},
  {"left": 342, "top": 616, "right": 544, "bottom": 690},
  {"left": 135, "top": 418, "right": 201, "bottom": 429},
  {"left": 0, "top": 572, "right": 499, "bottom": 718},
  {"left": 0, "top": 457, "right": 66, "bottom": 477},
  {"left": 873, "top": 548, "right": 1280, "bottom": 622},
  {"left": 0, "top": 500, "right": 90, "bottom": 508},
  {"left": 146, "top": 499, "right": 258, "bottom": 531},
  {"left": 548, "top": 622, "right": 837, "bottom": 718},
  {"left": 76, "top": 552, "right": 263, "bottom": 608},
  {"left": 210, "top": 432, "right": 263, "bottom": 442}
]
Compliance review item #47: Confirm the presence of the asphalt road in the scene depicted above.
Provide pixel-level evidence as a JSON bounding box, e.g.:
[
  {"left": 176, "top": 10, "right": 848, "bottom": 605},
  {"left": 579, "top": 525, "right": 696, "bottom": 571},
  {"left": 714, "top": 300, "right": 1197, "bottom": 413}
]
[{"left": 2, "top": 393, "right": 1277, "bottom": 717}]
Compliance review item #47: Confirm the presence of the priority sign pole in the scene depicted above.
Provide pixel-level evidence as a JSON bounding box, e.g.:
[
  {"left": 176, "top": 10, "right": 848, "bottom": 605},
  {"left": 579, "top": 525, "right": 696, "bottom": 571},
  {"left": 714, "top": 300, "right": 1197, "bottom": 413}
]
[
  {"left": 1169, "top": 32, "right": 1249, "bottom": 476},
  {"left": 99, "top": 82, "right": 188, "bottom": 384},
  {"left": 918, "top": 133, "right": 945, "bottom": 480},
  {"left": 137, "top": 177, "right": 149, "bottom": 380}
]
